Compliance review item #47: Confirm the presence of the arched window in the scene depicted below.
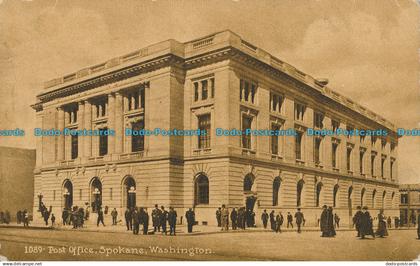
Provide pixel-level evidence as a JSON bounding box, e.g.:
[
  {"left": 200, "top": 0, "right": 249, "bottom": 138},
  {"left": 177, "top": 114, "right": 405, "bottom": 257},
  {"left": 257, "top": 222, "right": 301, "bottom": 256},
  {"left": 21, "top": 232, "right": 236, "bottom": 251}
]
[
  {"left": 244, "top": 174, "right": 254, "bottom": 192},
  {"left": 297, "top": 179, "right": 304, "bottom": 207},
  {"left": 122, "top": 176, "right": 136, "bottom": 209},
  {"left": 63, "top": 179, "right": 73, "bottom": 210},
  {"left": 195, "top": 174, "right": 209, "bottom": 205},
  {"left": 333, "top": 184, "right": 339, "bottom": 207},
  {"left": 316, "top": 182, "right": 323, "bottom": 207},
  {"left": 90, "top": 177, "right": 102, "bottom": 212},
  {"left": 372, "top": 189, "right": 377, "bottom": 208},
  {"left": 361, "top": 188, "right": 366, "bottom": 207},
  {"left": 272, "top": 177, "right": 281, "bottom": 206},
  {"left": 382, "top": 191, "right": 386, "bottom": 209}
]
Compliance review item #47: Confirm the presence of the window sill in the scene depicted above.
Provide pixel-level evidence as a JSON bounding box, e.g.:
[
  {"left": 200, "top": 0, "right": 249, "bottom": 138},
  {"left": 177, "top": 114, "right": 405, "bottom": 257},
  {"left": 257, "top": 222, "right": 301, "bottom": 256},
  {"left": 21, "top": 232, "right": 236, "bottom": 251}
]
[
  {"left": 295, "top": 159, "right": 305, "bottom": 165},
  {"left": 347, "top": 170, "right": 353, "bottom": 175},
  {"left": 332, "top": 167, "right": 339, "bottom": 172},
  {"left": 242, "top": 148, "right": 256, "bottom": 156},
  {"left": 271, "top": 154, "right": 283, "bottom": 160},
  {"left": 119, "top": 151, "right": 144, "bottom": 160},
  {"left": 315, "top": 162, "right": 323, "bottom": 169},
  {"left": 193, "top": 148, "right": 212, "bottom": 156}
]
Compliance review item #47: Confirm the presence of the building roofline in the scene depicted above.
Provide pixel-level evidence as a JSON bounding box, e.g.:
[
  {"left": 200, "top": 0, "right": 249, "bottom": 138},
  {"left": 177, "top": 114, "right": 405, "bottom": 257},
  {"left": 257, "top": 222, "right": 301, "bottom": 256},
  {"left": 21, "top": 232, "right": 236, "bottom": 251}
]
[{"left": 35, "top": 29, "right": 397, "bottom": 132}]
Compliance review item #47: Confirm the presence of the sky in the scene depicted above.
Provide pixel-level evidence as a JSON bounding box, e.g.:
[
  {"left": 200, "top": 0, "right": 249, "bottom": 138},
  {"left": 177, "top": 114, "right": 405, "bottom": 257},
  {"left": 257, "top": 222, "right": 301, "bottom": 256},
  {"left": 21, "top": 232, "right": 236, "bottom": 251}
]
[{"left": 0, "top": 0, "right": 419, "bottom": 183}]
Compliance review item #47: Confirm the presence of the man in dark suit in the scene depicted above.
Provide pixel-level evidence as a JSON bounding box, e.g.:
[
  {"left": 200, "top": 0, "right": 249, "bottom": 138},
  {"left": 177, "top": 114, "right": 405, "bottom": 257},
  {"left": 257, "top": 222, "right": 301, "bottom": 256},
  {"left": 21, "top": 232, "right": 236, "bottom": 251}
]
[
  {"left": 185, "top": 208, "right": 195, "bottom": 233},
  {"left": 417, "top": 211, "right": 420, "bottom": 239},
  {"left": 269, "top": 210, "right": 276, "bottom": 231},
  {"left": 294, "top": 208, "right": 304, "bottom": 233},
  {"left": 97, "top": 207, "right": 105, "bottom": 227},
  {"left": 142, "top": 208, "right": 149, "bottom": 235},
  {"left": 168, "top": 207, "right": 177, "bottom": 236},
  {"left": 160, "top": 206, "right": 168, "bottom": 235},
  {"left": 125, "top": 208, "right": 132, "bottom": 231},
  {"left": 353, "top": 206, "right": 363, "bottom": 237},
  {"left": 230, "top": 208, "right": 238, "bottom": 230},
  {"left": 287, "top": 212, "right": 293, "bottom": 228},
  {"left": 132, "top": 208, "right": 140, "bottom": 235},
  {"left": 152, "top": 204, "right": 161, "bottom": 232},
  {"left": 261, "top": 209, "right": 269, "bottom": 229},
  {"left": 216, "top": 207, "right": 222, "bottom": 227}
]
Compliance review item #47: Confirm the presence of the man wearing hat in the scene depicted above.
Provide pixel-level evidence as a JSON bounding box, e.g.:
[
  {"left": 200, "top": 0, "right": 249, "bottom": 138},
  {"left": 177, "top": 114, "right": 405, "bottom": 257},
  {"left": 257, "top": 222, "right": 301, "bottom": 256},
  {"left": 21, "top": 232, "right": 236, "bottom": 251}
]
[
  {"left": 294, "top": 208, "right": 304, "bottom": 233},
  {"left": 353, "top": 206, "right": 363, "bottom": 237}
]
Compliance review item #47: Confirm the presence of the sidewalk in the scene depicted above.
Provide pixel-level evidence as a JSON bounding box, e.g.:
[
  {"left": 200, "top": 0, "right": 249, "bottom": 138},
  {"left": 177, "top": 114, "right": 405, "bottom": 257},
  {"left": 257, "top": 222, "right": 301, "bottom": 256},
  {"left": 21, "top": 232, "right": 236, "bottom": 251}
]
[{"left": 0, "top": 222, "right": 415, "bottom": 236}]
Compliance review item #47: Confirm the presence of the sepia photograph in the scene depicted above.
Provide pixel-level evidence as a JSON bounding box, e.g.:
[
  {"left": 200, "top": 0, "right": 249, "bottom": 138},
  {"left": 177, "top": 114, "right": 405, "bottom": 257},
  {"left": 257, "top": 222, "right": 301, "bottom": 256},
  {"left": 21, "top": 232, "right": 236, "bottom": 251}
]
[{"left": 0, "top": 0, "right": 419, "bottom": 264}]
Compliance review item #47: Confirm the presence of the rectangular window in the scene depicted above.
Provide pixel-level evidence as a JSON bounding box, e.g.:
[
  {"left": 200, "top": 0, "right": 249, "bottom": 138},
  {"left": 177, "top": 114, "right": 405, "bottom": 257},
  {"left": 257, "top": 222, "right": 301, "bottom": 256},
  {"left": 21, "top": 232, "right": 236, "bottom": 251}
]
[
  {"left": 198, "top": 114, "right": 211, "bottom": 149},
  {"left": 381, "top": 157, "right": 385, "bottom": 177},
  {"left": 295, "top": 131, "right": 303, "bottom": 160},
  {"left": 140, "top": 88, "right": 145, "bottom": 108},
  {"left": 371, "top": 135, "right": 377, "bottom": 146},
  {"left": 390, "top": 160, "right": 394, "bottom": 179},
  {"left": 314, "top": 113, "right": 324, "bottom": 128},
  {"left": 96, "top": 101, "right": 107, "bottom": 117},
  {"left": 240, "top": 79, "right": 257, "bottom": 104},
  {"left": 360, "top": 150, "right": 365, "bottom": 174},
  {"left": 99, "top": 128, "right": 108, "bottom": 156},
  {"left": 391, "top": 143, "right": 396, "bottom": 152},
  {"left": 271, "top": 124, "right": 280, "bottom": 155},
  {"left": 332, "top": 143, "right": 338, "bottom": 168},
  {"left": 371, "top": 154, "right": 376, "bottom": 176},
  {"left": 201, "top": 80, "right": 208, "bottom": 100},
  {"left": 294, "top": 103, "right": 306, "bottom": 121},
  {"left": 332, "top": 120, "right": 340, "bottom": 132},
  {"left": 71, "top": 135, "right": 78, "bottom": 159},
  {"left": 193, "top": 77, "right": 215, "bottom": 102},
  {"left": 347, "top": 148, "right": 352, "bottom": 171},
  {"left": 346, "top": 125, "right": 353, "bottom": 139},
  {"left": 242, "top": 115, "right": 253, "bottom": 149},
  {"left": 381, "top": 139, "right": 386, "bottom": 150},
  {"left": 360, "top": 135, "right": 366, "bottom": 144},
  {"left": 270, "top": 92, "right": 284, "bottom": 113},
  {"left": 314, "top": 138, "right": 321, "bottom": 164},
  {"left": 401, "top": 194, "right": 408, "bottom": 204},
  {"left": 131, "top": 121, "right": 145, "bottom": 152}
]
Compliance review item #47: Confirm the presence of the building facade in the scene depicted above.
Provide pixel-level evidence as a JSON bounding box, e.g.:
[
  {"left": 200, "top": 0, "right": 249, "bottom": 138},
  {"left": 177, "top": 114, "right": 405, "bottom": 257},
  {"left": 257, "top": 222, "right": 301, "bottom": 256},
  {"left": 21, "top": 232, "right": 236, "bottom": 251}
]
[
  {"left": 399, "top": 184, "right": 420, "bottom": 226},
  {"left": 32, "top": 30, "right": 400, "bottom": 226},
  {"left": 0, "top": 147, "right": 35, "bottom": 221}
]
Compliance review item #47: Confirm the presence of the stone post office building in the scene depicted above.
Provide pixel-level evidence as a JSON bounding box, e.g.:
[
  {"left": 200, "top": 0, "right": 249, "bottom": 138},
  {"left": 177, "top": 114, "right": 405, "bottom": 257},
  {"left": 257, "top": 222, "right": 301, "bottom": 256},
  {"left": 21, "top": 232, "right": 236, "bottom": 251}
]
[{"left": 32, "top": 30, "right": 400, "bottom": 226}]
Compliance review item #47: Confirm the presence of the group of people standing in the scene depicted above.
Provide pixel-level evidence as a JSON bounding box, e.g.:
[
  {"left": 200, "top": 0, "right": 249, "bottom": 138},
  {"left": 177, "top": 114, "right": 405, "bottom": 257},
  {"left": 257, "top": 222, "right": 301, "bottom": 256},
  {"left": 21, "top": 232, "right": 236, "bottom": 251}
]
[
  {"left": 260, "top": 209, "right": 305, "bottom": 233},
  {"left": 353, "top": 206, "right": 389, "bottom": 239},
  {"left": 0, "top": 210, "right": 11, "bottom": 224},
  {"left": 123, "top": 205, "right": 197, "bottom": 235}
]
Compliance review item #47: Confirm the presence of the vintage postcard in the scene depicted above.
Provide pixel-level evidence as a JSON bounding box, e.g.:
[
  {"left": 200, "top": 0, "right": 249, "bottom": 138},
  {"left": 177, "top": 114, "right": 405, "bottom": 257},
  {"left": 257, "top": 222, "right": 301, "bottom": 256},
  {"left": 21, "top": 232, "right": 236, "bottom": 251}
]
[{"left": 0, "top": 0, "right": 419, "bottom": 265}]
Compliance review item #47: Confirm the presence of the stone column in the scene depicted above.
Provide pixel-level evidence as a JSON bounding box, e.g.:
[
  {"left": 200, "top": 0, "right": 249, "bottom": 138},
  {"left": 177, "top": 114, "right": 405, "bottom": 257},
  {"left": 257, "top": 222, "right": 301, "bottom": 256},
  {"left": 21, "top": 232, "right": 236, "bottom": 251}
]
[
  {"left": 57, "top": 107, "right": 65, "bottom": 161},
  {"left": 115, "top": 92, "right": 124, "bottom": 154},
  {"left": 108, "top": 93, "right": 116, "bottom": 155},
  {"left": 78, "top": 101, "right": 85, "bottom": 159},
  {"left": 84, "top": 101, "right": 92, "bottom": 158}
]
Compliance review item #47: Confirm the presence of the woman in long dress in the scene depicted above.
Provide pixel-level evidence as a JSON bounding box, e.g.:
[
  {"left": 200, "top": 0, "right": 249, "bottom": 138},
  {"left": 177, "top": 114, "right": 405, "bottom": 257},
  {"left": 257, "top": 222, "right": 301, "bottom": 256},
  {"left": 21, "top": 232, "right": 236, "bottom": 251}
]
[{"left": 376, "top": 209, "right": 388, "bottom": 237}]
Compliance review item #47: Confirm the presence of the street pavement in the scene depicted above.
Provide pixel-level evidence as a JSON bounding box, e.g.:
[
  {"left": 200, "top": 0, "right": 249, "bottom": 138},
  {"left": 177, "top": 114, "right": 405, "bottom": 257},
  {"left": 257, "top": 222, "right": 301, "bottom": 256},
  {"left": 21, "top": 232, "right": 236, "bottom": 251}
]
[{"left": 0, "top": 226, "right": 419, "bottom": 261}]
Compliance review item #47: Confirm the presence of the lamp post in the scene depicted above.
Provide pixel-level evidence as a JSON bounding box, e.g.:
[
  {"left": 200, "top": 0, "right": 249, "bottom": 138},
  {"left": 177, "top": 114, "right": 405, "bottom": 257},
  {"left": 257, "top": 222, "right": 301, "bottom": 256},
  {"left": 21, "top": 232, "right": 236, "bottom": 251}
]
[
  {"left": 37, "top": 192, "right": 43, "bottom": 212},
  {"left": 93, "top": 188, "right": 101, "bottom": 212},
  {"left": 128, "top": 186, "right": 136, "bottom": 208},
  {"left": 63, "top": 188, "right": 70, "bottom": 210}
]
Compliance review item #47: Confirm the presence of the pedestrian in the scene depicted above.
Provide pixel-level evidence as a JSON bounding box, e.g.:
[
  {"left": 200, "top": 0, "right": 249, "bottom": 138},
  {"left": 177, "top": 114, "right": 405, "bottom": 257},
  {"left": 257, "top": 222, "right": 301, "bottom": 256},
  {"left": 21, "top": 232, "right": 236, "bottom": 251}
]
[
  {"left": 85, "top": 206, "right": 90, "bottom": 221},
  {"left": 237, "top": 207, "right": 245, "bottom": 230},
  {"left": 72, "top": 207, "right": 79, "bottom": 229},
  {"left": 143, "top": 208, "right": 149, "bottom": 235},
  {"left": 360, "top": 206, "right": 375, "bottom": 239},
  {"left": 125, "top": 208, "right": 132, "bottom": 231},
  {"left": 261, "top": 209, "right": 269, "bottom": 229},
  {"left": 353, "top": 206, "right": 363, "bottom": 237},
  {"left": 79, "top": 208, "right": 85, "bottom": 228},
  {"left": 43, "top": 209, "right": 50, "bottom": 226},
  {"left": 132, "top": 207, "right": 140, "bottom": 235},
  {"left": 168, "top": 207, "right": 177, "bottom": 236},
  {"left": 160, "top": 206, "right": 168, "bottom": 235},
  {"left": 387, "top": 216, "right": 392, "bottom": 228},
  {"left": 51, "top": 214, "right": 56, "bottom": 227},
  {"left": 152, "top": 204, "right": 161, "bottom": 232},
  {"left": 230, "top": 208, "right": 238, "bottom": 230},
  {"left": 275, "top": 212, "right": 284, "bottom": 233},
  {"left": 62, "top": 209, "right": 68, "bottom": 226},
  {"left": 17, "top": 210, "right": 22, "bottom": 224},
  {"left": 97, "top": 207, "right": 105, "bottom": 227},
  {"left": 185, "top": 208, "right": 195, "bottom": 233},
  {"left": 327, "top": 207, "right": 336, "bottom": 237},
  {"left": 111, "top": 208, "right": 118, "bottom": 225},
  {"left": 334, "top": 213, "right": 340, "bottom": 228},
  {"left": 294, "top": 208, "right": 304, "bottom": 233},
  {"left": 4, "top": 211, "right": 10, "bottom": 224},
  {"left": 251, "top": 211, "right": 256, "bottom": 227},
  {"left": 23, "top": 209, "right": 29, "bottom": 227},
  {"left": 269, "top": 210, "right": 276, "bottom": 231},
  {"left": 320, "top": 205, "right": 329, "bottom": 237},
  {"left": 221, "top": 205, "right": 229, "bottom": 231},
  {"left": 216, "top": 207, "right": 222, "bottom": 227},
  {"left": 287, "top": 212, "right": 293, "bottom": 228},
  {"left": 417, "top": 211, "right": 420, "bottom": 239},
  {"left": 375, "top": 209, "right": 388, "bottom": 238}
]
